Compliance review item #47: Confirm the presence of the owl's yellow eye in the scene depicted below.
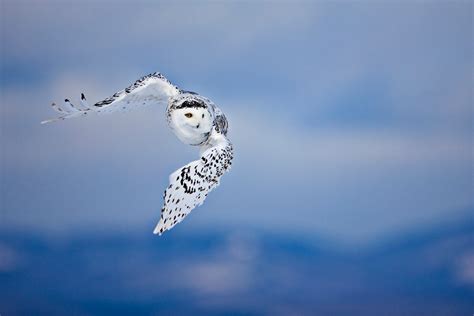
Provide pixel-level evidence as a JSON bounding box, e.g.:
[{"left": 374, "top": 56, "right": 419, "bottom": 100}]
[{"left": 184, "top": 113, "right": 193, "bottom": 118}]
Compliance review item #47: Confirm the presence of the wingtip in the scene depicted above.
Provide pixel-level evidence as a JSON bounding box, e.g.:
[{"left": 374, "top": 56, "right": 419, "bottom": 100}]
[
  {"left": 153, "top": 224, "right": 164, "bottom": 236},
  {"left": 41, "top": 118, "right": 58, "bottom": 124}
]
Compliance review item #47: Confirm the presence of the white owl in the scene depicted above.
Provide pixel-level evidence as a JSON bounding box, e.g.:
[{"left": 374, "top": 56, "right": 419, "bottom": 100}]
[{"left": 43, "top": 72, "right": 233, "bottom": 235}]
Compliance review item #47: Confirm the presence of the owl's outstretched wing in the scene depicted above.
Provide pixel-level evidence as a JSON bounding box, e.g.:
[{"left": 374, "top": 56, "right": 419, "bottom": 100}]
[
  {"left": 153, "top": 133, "right": 233, "bottom": 235},
  {"left": 41, "top": 72, "right": 179, "bottom": 124}
]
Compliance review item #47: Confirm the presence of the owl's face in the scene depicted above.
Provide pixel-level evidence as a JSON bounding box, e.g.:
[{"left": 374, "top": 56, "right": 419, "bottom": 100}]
[{"left": 169, "top": 105, "right": 213, "bottom": 146}]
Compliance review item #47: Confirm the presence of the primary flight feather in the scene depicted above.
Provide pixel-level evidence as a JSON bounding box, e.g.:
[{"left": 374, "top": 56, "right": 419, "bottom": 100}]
[{"left": 43, "top": 72, "right": 233, "bottom": 235}]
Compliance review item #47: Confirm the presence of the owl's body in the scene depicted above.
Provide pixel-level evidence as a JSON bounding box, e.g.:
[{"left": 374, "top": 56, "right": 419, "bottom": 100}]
[{"left": 43, "top": 72, "right": 233, "bottom": 235}]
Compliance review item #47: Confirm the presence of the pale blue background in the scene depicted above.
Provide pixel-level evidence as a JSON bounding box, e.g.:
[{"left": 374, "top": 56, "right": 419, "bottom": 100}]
[{"left": 1, "top": 1, "right": 473, "bottom": 315}]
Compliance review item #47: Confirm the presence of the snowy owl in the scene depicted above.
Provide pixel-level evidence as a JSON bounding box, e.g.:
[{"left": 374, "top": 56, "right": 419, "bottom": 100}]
[{"left": 42, "top": 72, "right": 233, "bottom": 235}]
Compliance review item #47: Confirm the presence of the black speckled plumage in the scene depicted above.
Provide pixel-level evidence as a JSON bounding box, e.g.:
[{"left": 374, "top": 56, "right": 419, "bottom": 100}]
[{"left": 43, "top": 71, "right": 233, "bottom": 236}]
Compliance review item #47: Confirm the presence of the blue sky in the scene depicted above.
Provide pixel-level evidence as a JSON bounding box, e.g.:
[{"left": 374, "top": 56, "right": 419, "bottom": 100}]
[{"left": 1, "top": 1, "right": 472, "bottom": 245}]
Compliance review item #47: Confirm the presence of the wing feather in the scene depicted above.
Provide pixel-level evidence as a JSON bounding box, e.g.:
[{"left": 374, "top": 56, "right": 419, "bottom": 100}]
[
  {"left": 153, "top": 136, "right": 233, "bottom": 235},
  {"left": 42, "top": 72, "right": 179, "bottom": 124}
]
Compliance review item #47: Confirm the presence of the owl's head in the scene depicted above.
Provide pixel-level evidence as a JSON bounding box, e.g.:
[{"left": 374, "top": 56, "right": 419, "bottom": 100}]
[{"left": 169, "top": 97, "right": 214, "bottom": 146}]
